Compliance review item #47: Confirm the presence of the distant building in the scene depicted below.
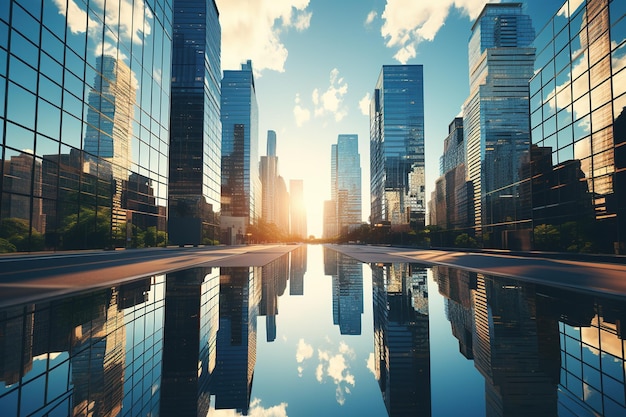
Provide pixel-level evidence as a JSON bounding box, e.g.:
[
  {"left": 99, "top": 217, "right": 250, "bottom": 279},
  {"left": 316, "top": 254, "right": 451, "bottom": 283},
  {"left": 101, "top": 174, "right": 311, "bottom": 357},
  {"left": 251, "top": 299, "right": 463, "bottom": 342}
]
[
  {"left": 463, "top": 2, "right": 535, "bottom": 249},
  {"left": 529, "top": 0, "right": 626, "bottom": 254},
  {"left": 429, "top": 118, "right": 471, "bottom": 245},
  {"left": 289, "top": 179, "right": 307, "bottom": 239},
  {"left": 221, "top": 60, "right": 261, "bottom": 244},
  {"left": 168, "top": 0, "right": 222, "bottom": 246},
  {"left": 370, "top": 65, "right": 425, "bottom": 230},
  {"left": 325, "top": 134, "right": 362, "bottom": 238},
  {"left": 260, "top": 130, "right": 289, "bottom": 235}
]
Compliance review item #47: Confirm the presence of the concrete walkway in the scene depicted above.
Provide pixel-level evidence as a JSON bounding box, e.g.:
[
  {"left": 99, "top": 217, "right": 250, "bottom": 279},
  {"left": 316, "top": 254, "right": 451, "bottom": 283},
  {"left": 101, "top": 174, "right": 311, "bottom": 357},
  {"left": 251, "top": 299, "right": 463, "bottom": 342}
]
[
  {"left": 326, "top": 244, "right": 626, "bottom": 299},
  {"left": 0, "top": 244, "right": 299, "bottom": 307}
]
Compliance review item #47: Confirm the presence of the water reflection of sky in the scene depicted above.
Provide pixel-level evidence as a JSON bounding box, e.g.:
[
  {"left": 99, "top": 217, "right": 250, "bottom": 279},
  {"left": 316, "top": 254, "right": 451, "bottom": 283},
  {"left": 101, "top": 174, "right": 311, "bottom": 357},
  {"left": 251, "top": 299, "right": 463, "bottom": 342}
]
[{"left": 1, "top": 245, "right": 626, "bottom": 416}]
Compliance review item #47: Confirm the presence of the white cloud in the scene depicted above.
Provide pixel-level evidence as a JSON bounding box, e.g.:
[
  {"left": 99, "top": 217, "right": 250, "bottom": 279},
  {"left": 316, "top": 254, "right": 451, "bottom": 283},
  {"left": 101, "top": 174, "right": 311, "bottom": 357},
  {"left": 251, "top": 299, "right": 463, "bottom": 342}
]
[
  {"left": 359, "top": 92, "right": 371, "bottom": 116},
  {"left": 296, "top": 338, "right": 314, "bottom": 363},
  {"left": 365, "top": 11, "right": 378, "bottom": 26},
  {"left": 55, "top": 0, "right": 152, "bottom": 51},
  {"left": 293, "top": 94, "right": 311, "bottom": 127},
  {"left": 366, "top": 352, "right": 377, "bottom": 376},
  {"left": 217, "top": 0, "right": 312, "bottom": 75},
  {"left": 316, "top": 343, "right": 356, "bottom": 405},
  {"left": 209, "top": 399, "right": 288, "bottom": 417},
  {"left": 313, "top": 68, "right": 349, "bottom": 122},
  {"left": 380, "top": 0, "right": 498, "bottom": 63},
  {"left": 54, "top": 0, "right": 99, "bottom": 35}
]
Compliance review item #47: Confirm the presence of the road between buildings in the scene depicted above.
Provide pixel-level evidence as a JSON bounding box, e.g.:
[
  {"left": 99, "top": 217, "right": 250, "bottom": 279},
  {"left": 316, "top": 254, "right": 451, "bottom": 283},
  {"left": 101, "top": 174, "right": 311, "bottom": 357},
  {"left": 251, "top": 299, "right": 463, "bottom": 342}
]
[
  {"left": 0, "top": 244, "right": 300, "bottom": 307},
  {"left": 326, "top": 244, "right": 626, "bottom": 299}
]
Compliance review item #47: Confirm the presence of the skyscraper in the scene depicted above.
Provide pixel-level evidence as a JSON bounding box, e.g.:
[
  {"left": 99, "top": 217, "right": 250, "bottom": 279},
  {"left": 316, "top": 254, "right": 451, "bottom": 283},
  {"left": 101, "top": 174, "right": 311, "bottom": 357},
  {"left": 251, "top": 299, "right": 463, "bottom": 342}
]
[
  {"left": 429, "top": 118, "right": 471, "bottom": 245},
  {"left": 463, "top": 3, "right": 535, "bottom": 249},
  {"left": 168, "top": 0, "right": 222, "bottom": 246},
  {"left": 221, "top": 60, "right": 261, "bottom": 244},
  {"left": 260, "top": 130, "right": 280, "bottom": 229},
  {"left": 327, "top": 134, "right": 362, "bottom": 237},
  {"left": 0, "top": 0, "right": 172, "bottom": 251},
  {"left": 530, "top": 0, "right": 626, "bottom": 254},
  {"left": 370, "top": 65, "right": 425, "bottom": 230}
]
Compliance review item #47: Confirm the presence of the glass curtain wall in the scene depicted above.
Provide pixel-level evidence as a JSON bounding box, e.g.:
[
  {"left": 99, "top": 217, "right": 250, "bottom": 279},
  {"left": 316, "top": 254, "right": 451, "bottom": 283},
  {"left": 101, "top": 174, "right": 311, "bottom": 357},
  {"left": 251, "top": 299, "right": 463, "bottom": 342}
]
[{"left": 0, "top": 0, "right": 172, "bottom": 252}]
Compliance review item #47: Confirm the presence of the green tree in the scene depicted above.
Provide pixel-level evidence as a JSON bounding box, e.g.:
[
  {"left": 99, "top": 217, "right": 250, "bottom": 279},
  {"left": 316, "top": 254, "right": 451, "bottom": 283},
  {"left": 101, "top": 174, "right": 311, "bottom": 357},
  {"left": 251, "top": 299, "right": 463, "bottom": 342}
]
[
  {"left": 0, "top": 218, "right": 45, "bottom": 252},
  {"left": 0, "top": 238, "right": 17, "bottom": 253},
  {"left": 454, "top": 233, "right": 477, "bottom": 248},
  {"left": 61, "top": 207, "right": 112, "bottom": 250},
  {"left": 533, "top": 224, "right": 560, "bottom": 251}
]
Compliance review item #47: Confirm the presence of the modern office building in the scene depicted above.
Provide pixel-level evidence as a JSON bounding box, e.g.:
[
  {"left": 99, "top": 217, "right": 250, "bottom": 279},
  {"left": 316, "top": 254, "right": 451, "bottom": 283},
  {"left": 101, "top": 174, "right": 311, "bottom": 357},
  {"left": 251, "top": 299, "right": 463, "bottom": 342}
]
[
  {"left": 221, "top": 60, "right": 261, "bottom": 244},
  {"left": 370, "top": 65, "right": 425, "bottom": 230},
  {"left": 0, "top": 0, "right": 172, "bottom": 252},
  {"left": 168, "top": 0, "right": 222, "bottom": 246},
  {"left": 463, "top": 2, "right": 536, "bottom": 249},
  {"left": 429, "top": 118, "right": 472, "bottom": 246},
  {"left": 326, "top": 134, "right": 362, "bottom": 237},
  {"left": 530, "top": 0, "right": 626, "bottom": 254},
  {"left": 289, "top": 179, "right": 307, "bottom": 239},
  {"left": 260, "top": 130, "right": 289, "bottom": 235}
]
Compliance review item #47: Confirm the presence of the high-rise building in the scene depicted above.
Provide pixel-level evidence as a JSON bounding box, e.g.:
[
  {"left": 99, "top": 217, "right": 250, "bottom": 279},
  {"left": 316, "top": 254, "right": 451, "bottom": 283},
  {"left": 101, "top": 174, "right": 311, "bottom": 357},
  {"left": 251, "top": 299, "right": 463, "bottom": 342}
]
[
  {"left": 429, "top": 118, "right": 471, "bottom": 245},
  {"left": 260, "top": 130, "right": 288, "bottom": 234},
  {"left": 463, "top": 3, "right": 535, "bottom": 249},
  {"left": 289, "top": 179, "right": 307, "bottom": 239},
  {"left": 168, "top": 0, "right": 222, "bottom": 246},
  {"left": 221, "top": 60, "right": 261, "bottom": 244},
  {"left": 0, "top": 0, "right": 172, "bottom": 251},
  {"left": 370, "top": 65, "right": 425, "bottom": 230},
  {"left": 326, "top": 134, "right": 362, "bottom": 238},
  {"left": 530, "top": 0, "right": 626, "bottom": 254}
]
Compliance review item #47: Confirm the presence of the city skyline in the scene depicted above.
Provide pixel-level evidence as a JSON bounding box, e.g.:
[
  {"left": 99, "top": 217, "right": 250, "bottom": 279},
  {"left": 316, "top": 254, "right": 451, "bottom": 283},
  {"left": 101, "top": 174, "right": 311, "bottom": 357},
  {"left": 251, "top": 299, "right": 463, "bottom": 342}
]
[{"left": 215, "top": 0, "right": 566, "bottom": 236}]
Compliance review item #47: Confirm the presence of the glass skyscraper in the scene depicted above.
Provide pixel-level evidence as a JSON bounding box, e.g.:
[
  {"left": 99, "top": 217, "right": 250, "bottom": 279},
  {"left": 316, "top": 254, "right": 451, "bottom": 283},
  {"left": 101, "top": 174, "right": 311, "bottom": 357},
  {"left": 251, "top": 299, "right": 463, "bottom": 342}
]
[
  {"left": 0, "top": 0, "right": 172, "bottom": 252},
  {"left": 220, "top": 60, "right": 260, "bottom": 244},
  {"left": 168, "top": 0, "right": 221, "bottom": 246},
  {"left": 530, "top": 0, "right": 626, "bottom": 254},
  {"left": 370, "top": 65, "right": 425, "bottom": 229},
  {"left": 330, "top": 134, "right": 362, "bottom": 235},
  {"left": 463, "top": 3, "right": 535, "bottom": 249}
]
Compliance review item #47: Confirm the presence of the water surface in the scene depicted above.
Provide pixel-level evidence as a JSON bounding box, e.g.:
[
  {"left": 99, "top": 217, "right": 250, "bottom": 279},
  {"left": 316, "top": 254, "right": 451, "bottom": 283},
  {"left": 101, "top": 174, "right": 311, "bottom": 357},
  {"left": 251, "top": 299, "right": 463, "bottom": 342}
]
[{"left": 0, "top": 245, "right": 624, "bottom": 416}]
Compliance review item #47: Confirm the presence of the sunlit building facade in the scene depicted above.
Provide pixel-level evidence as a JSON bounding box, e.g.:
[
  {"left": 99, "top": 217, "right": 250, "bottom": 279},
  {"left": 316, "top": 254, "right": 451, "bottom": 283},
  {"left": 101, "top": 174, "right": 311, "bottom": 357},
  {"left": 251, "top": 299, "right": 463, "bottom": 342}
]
[
  {"left": 0, "top": 0, "right": 172, "bottom": 251},
  {"left": 168, "top": 0, "right": 221, "bottom": 246},
  {"left": 530, "top": 0, "right": 626, "bottom": 254},
  {"left": 370, "top": 65, "right": 425, "bottom": 230},
  {"left": 327, "top": 134, "right": 361, "bottom": 237},
  {"left": 463, "top": 2, "right": 535, "bottom": 249},
  {"left": 220, "top": 60, "right": 260, "bottom": 244}
]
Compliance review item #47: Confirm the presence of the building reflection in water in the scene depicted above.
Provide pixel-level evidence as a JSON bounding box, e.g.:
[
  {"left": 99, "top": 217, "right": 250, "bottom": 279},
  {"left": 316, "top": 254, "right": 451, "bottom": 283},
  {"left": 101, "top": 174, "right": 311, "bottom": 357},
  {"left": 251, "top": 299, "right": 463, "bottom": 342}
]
[
  {"left": 0, "top": 278, "right": 158, "bottom": 416},
  {"left": 160, "top": 267, "right": 220, "bottom": 416},
  {"left": 289, "top": 244, "right": 307, "bottom": 296},
  {"left": 371, "top": 263, "right": 431, "bottom": 416},
  {"left": 324, "top": 248, "right": 364, "bottom": 335},
  {"left": 433, "top": 265, "right": 626, "bottom": 416},
  {"left": 2, "top": 251, "right": 625, "bottom": 416},
  {"left": 210, "top": 266, "right": 260, "bottom": 415}
]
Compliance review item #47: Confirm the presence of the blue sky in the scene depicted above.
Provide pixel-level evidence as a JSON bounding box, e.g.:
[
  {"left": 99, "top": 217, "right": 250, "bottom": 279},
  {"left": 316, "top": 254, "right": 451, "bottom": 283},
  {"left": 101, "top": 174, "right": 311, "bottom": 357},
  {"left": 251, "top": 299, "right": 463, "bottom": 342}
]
[{"left": 215, "top": 0, "right": 566, "bottom": 237}]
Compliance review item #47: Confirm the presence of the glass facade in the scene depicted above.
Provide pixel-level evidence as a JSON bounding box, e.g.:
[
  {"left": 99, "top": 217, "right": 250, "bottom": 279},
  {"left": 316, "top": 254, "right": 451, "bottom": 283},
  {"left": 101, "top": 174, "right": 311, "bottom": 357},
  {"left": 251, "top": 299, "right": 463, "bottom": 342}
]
[
  {"left": 0, "top": 0, "right": 172, "bottom": 252},
  {"left": 463, "top": 2, "right": 535, "bottom": 249},
  {"left": 530, "top": 0, "right": 626, "bottom": 254},
  {"left": 330, "top": 134, "right": 362, "bottom": 236},
  {"left": 220, "top": 60, "right": 260, "bottom": 244},
  {"left": 370, "top": 65, "right": 425, "bottom": 229},
  {"left": 168, "top": 0, "right": 221, "bottom": 246},
  {"left": 429, "top": 118, "right": 471, "bottom": 245}
]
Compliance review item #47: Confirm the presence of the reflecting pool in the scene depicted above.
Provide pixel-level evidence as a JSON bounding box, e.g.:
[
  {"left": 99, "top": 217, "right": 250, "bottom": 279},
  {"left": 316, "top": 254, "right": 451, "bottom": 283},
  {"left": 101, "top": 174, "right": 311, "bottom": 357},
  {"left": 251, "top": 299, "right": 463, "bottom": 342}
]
[{"left": 1, "top": 245, "right": 625, "bottom": 416}]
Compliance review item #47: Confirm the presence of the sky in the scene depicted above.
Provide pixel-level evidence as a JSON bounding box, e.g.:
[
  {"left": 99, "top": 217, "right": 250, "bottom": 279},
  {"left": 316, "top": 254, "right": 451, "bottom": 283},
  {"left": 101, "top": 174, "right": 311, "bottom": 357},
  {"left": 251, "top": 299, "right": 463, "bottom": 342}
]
[{"left": 214, "top": 0, "right": 566, "bottom": 238}]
